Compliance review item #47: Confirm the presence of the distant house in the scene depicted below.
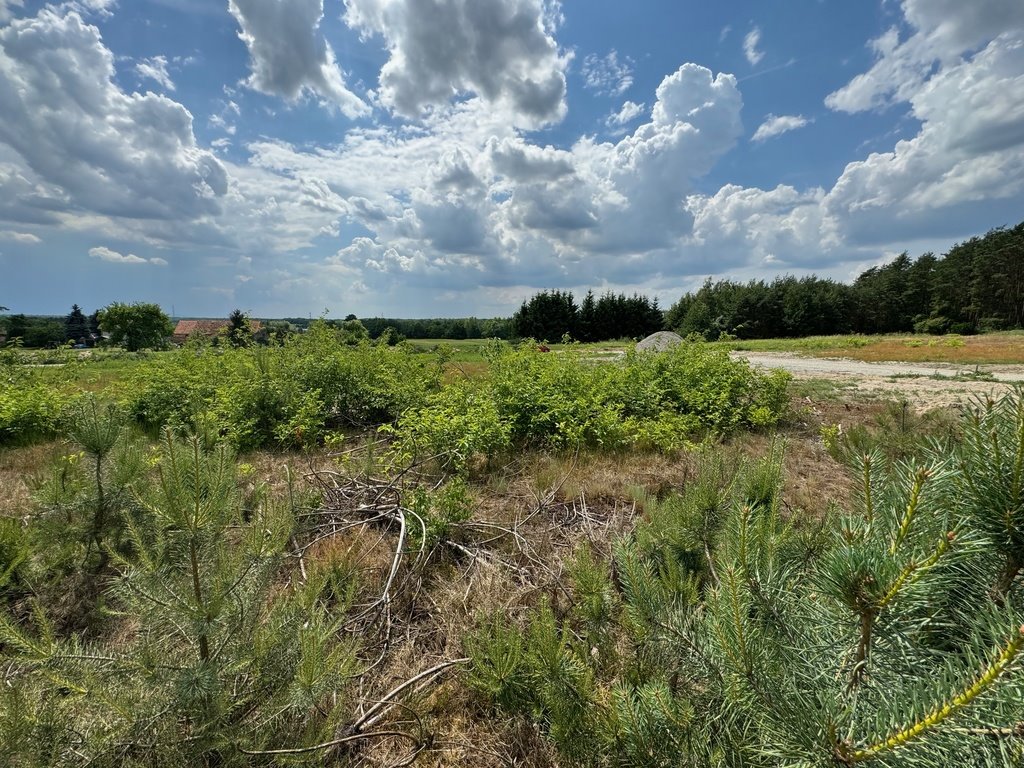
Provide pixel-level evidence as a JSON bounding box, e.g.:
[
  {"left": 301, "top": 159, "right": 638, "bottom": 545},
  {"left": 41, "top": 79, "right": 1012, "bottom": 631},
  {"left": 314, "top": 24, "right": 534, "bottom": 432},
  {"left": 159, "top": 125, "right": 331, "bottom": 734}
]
[{"left": 172, "top": 319, "right": 262, "bottom": 345}]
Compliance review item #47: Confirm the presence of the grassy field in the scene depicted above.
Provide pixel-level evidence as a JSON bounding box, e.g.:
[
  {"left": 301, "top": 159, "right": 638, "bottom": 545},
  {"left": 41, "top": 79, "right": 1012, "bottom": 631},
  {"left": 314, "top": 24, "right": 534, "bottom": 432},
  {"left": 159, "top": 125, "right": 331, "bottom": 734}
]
[
  {"left": 406, "top": 332, "right": 1024, "bottom": 366},
  {"left": 4, "top": 333, "right": 1022, "bottom": 765},
  {"left": 718, "top": 330, "right": 1024, "bottom": 364}
]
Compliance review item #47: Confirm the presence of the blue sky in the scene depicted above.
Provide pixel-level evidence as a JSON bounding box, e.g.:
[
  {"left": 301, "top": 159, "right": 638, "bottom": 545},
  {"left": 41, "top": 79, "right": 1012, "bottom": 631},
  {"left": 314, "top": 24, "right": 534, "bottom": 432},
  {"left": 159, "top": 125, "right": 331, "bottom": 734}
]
[{"left": 1, "top": 0, "right": 1022, "bottom": 319}]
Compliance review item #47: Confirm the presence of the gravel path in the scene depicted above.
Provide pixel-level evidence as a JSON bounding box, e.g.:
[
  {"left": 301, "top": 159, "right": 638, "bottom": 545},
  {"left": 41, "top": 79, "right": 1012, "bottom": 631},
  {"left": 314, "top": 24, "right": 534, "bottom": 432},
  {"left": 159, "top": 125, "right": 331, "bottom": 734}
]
[
  {"left": 731, "top": 352, "right": 1024, "bottom": 382},
  {"left": 730, "top": 351, "right": 1024, "bottom": 410}
]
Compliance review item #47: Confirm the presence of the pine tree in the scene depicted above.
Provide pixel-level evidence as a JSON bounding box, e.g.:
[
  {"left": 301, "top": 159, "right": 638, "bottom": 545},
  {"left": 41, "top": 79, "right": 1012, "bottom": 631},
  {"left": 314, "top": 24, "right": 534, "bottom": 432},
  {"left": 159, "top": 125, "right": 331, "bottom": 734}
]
[
  {"left": 579, "top": 290, "right": 597, "bottom": 342},
  {"left": 87, "top": 309, "right": 101, "bottom": 340},
  {"left": 64, "top": 304, "right": 89, "bottom": 345},
  {"left": 1, "top": 430, "right": 356, "bottom": 765},
  {"left": 226, "top": 308, "right": 252, "bottom": 348},
  {"left": 66, "top": 396, "right": 128, "bottom": 571}
]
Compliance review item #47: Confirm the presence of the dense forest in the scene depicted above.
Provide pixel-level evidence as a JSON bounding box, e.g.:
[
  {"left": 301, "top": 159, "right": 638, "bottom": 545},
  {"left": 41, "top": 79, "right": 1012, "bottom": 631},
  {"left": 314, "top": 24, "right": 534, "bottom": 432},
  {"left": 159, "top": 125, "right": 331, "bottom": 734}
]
[
  {"left": 359, "top": 316, "right": 512, "bottom": 341},
  {"left": 667, "top": 221, "right": 1024, "bottom": 339},
  {"left": 500, "top": 221, "right": 1024, "bottom": 342},
  {"left": 511, "top": 290, "right": 664, "bottom": 342}
]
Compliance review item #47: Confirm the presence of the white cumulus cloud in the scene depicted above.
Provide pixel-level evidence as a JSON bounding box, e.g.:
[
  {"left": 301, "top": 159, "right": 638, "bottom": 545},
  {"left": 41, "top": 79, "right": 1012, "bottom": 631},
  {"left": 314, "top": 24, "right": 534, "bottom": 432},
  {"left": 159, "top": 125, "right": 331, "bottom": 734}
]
[
  {"left": 344, "top": 0, "right": 567, "bottom": 127},
  {"left": 221, "top": 62, "right": 744, "bottom": 307},
  {"left": 827, "top": 0, "right": 1024, "bottom": 113},
  {"left": 606, "top": 100, "right": 645, "bottom": 127},
  {"left": 0, "top": 0, "right": 24, "bottom": 23},
  {"left": 89, "top": 246, "right": 145, "bottom": 264},
  {"left": 0, "top": 8, "right": 228, "bottom": 223},
  {"left": 752, "top": 114, "right": 809, "bottom": 142},
  {"left": 0, "top": 230, "right": 40, "bottom": 243},
  {"left": 89, "top": 246, "right": 167, "bottom": 265},
  {"left": 825, "top": 32, "right": 1024, "bottom": 244},
  {"left": 228, "top": 0, "right": 368, "bottom": 117}
]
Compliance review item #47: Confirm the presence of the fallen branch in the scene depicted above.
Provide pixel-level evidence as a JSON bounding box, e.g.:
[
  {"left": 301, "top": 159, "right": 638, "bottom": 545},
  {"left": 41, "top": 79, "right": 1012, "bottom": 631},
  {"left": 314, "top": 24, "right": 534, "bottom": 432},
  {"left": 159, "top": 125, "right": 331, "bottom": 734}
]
[
  {"left": 350, "top": 657, "right": 470, "bottom": 734},
  {"left": 238, "top": 729, "right": 417, "bottom": 756}
]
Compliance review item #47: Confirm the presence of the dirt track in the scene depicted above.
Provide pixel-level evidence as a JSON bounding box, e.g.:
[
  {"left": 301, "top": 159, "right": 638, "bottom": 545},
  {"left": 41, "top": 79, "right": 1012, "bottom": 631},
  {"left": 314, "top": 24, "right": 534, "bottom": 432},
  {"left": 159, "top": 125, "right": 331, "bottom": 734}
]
[{"left": 731, "top": 351, "right": 1024, "bottom": 411}]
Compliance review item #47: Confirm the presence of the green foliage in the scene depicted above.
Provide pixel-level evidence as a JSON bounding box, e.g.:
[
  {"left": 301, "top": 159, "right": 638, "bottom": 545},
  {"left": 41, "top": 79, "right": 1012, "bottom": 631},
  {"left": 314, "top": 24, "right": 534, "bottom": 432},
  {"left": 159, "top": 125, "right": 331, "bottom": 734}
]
[
  {"left": 64, "top": 304, "right": 90, "bottom": 345},
  {"left": 468, "top": 598, "right": 612, "bottom": 765},
  {"left": 360, "top": 315, "right": 512, "bottom": 341},
  {"left": 955, "top": 392, "right": 1024, "bottom": 600},
  {"left": 1, "top": 431, "right": 357, "bottom": 764},
  {"left": 824, "top": 399, "right": 959, "bottom": 463},
  {"left": 471, "top": 398, "right": 1024, "bottom": 765},
  {"left": 390, "top": 341, "right": 790, "bottom": 471},
  {"left": 0, "top": 376, "right": 67, "bottom": 446},
  {"left": 2, "top": 314, "right": 68, "bottom": 348},
  {"left": 666, "top": 275, "right": 854, "bottom": 340},
  {"left": 667, "top": 221, "right": 1024, "bottom": 338},
  {"left": 0, "top": 354, "right": 78, "bottom": 445},
  {"left": 122, "top": 321, "right": 441, "bottom": 450},
  {"left": 386, "top": 382, "right": 511, "bottom": 471},
  {"left": 64, "top": 396, "right": 133, "bottom": 569},
  {"left": 511, "top": 289, "right": 579, "bottom": 342},
  {"left": 225, "top": 308, "right": 253, "bottom": 347},
  {"left": 0, "top": 517, "right": 30, "bottom": 598},
  {"left": 19, "top": 399, "right": 148, "bottom": 619},
  {"left": 98, "top": 301, "right": 174, "bottom": 351},
  {"left": 511, "top": 289, "right": 664, "bottom": 342},
  {"left": 409, "top": 476, "right": 474, "bottom": 550}
]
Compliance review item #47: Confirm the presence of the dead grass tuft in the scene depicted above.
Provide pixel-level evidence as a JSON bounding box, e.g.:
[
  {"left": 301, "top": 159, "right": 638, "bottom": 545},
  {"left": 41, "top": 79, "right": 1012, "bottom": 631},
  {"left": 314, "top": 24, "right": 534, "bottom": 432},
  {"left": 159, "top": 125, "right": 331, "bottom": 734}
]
[
  {"left": 0, "top": 440, "right": 65, "bottom": 516},
  {"left": 815, "top": 334, "right": 1024, "bottom": 365}
]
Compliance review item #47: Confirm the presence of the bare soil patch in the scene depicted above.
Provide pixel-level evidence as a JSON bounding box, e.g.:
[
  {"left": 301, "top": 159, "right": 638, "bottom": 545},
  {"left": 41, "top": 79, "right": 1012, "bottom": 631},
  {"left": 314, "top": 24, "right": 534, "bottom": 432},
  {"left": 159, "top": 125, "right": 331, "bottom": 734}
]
[{"left": 734, "top": 351, "right": 1022, "bottom": 411}]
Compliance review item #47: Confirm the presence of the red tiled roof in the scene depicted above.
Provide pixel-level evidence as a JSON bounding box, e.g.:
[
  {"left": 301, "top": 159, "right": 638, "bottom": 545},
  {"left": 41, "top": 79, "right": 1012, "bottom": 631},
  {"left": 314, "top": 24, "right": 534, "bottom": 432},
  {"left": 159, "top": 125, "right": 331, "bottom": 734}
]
[{"left": 172, "top": 319, "right": 262, "bottom": 341}]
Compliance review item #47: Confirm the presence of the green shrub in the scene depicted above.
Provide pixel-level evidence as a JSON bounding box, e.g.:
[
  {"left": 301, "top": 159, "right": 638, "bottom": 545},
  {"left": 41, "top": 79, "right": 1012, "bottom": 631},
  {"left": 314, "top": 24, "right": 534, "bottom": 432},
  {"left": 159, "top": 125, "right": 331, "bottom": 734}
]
[
  {"left": 390, "top": 340, "right": 790, "bottom": 471},
  {"left": 914, "top": 316, "right": 952, "bottom": 335},
  {"left": 0, "top": 517, "right": 30, "bottom": 599},
  {"left": 0, "top": 361, "right": 71, "bottom": 445},
  {"left": 408, "top": 476, "right": 475, "bottom": 551},
  {"left": 486, "top": 342, "right": 629, "bottom": 449},
  {"left": 386, "top": 382, "right": 511, "bottom": 471},
  {"left": 122, "top": 324, "right": 441, "bottom": 450}
]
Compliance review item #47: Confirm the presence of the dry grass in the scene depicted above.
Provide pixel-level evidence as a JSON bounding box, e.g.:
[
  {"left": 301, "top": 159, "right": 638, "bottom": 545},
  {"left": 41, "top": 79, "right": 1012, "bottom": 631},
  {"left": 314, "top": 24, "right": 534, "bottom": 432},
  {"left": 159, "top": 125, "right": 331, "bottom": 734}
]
[
  {"left": 813, "top": 334, "right": 1024, "bottom": 364},
  {"left": 0, "top": 440, "right": 65, "bottom": 516},
  {"left": 443, "top": 360, "right": 489, "bottom": 382}
]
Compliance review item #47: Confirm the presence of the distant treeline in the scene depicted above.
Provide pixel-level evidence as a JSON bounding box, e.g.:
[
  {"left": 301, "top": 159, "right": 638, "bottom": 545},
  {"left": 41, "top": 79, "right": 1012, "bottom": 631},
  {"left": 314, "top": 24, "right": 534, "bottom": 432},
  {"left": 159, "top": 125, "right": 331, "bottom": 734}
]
[
  {"left": 668, "top": 221, "right": 1024, "bottom": 339},
  {"left": 230, "top": 316, "right": 513, "bottom": 341},
  {"left": 510, "top": 290, "right": 664, "bottom": 342},
  {"left": 5, "top": 221, "right": 1021, "bottom": 348},
  {"left": 359, "top": 316, "right": 512, "bottom": 340},
  {"left": 0, "top": 305, "right": 99, "bottom": 348}
]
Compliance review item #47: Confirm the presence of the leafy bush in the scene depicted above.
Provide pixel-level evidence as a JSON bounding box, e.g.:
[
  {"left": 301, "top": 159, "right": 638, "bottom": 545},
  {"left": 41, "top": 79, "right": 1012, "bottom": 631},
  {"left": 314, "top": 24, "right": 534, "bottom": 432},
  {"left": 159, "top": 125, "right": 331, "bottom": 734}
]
[
  {"left": 386, "top": 381, "right": 511, "bottom": 471},
  {"left": 0, "top": 361, "right": 72, "bottom": 445},
  {"left": 486, "top": 342, "right": 629, "bottom": 450},
  {"left": 122, "top": 322, "right": 441, "bottom": 450},
  {"left": 389, "top": 340, "right": 790, "bottom": 471},
  {"left": 914, "top": 316, "right": 952, "bottom": 335}
]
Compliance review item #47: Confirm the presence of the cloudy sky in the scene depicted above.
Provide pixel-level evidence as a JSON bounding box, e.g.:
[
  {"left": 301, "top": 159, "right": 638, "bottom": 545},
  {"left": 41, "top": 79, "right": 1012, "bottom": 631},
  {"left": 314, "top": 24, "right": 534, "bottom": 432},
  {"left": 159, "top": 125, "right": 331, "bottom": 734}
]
[{"left": 1, "top": 0, "right": 1022, "bottom": 318}]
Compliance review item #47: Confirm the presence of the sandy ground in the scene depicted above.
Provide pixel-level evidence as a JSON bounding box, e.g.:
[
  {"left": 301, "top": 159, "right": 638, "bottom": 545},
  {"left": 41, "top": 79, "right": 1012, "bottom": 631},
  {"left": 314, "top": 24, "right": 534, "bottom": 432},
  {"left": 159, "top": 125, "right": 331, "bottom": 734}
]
[{"left": 732, "top": 351, "right": 1024, "bottom": 411}]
